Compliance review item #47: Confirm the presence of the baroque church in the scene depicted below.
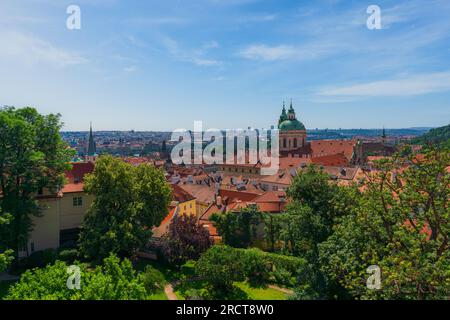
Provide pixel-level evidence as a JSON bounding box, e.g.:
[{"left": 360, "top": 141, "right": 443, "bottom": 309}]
[{"left": 277, "top": 101, "right": 310, "bottom": 156}]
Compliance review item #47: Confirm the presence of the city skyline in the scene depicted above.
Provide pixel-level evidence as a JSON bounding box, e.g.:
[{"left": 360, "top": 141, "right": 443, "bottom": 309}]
[{"left": 1, "top": 0, "right": 450, "bottom": 131}]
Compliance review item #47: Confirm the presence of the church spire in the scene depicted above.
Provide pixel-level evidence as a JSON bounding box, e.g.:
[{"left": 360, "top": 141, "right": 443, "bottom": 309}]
[
  {"left": 287, "top": 99, "right": 296, "bottom": 120},
  {"left": 87, "top": 122, "right": 96, "bottom": 156},
  {"left": 278, "top": 101, "right": 288, "bottom": 126}
]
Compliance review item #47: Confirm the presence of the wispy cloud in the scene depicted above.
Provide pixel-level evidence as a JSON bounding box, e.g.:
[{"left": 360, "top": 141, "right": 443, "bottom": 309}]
[
  {"left": 239, "top": 42, "right": 342, "bottom": 61},
  {"left": 0, "top": 30, "right": 87, "bottom": 67},
  {"left": 123, "top": 66, "right": 137, "bottom": 73},
  {"left": 317, "top": 72, "right": 450, "bottom": 97},
  {"left": 240, "top": 44, "right": 297, "bottom": 61},
  {"left": 124, "top": 17, "right": 189, "bottom": 26},
  {"left": 162, "top": 36, "right": 221, "bottom": 66}
]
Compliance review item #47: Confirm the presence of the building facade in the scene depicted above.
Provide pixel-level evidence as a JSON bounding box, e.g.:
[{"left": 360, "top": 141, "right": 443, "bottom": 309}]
[{"left": 278, "top": 101, "right": 307, "bottom": 154}]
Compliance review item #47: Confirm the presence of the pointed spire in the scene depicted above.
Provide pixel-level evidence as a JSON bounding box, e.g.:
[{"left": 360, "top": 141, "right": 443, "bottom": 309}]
[
  {"left": 87, "top": 122, "right": 96, "bottom": 156},
  {"left": 279, "top": 101, "right": 288, "bottom": 126}
]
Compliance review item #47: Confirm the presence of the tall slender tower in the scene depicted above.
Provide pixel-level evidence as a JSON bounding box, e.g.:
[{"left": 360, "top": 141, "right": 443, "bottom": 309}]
[{"left": 86, "top": 122, "right": 97, "bottom": 162}]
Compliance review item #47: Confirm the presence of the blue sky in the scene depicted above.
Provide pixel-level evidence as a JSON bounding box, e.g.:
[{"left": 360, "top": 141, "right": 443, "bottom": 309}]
[{"left": 0, "top": 0, "right": 449, "bottom": 131}]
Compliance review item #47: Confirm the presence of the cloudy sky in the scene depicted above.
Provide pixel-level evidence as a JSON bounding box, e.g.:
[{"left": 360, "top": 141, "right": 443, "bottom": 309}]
[{"left": 0, "top": 0, "right": 449, "bottom": 130}]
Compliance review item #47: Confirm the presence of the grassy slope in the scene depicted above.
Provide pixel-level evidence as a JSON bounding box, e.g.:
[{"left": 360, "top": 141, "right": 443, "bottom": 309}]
[{"left": 234, "top": 282, "right": 287, "bottom": 300}]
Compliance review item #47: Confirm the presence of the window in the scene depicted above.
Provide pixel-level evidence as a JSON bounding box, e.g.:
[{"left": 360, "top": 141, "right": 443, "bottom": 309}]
[
  {"left": 73, "top": 196, "right": 83, "bottom": 207},
  {"left": 30, "top": 242, "right": 35, "bottom": 253},
  {"left": 293, "top": 138, "right": 297, "bottom": 148},
  {"left": 283, "top": 139, "right": 287, "bottom": 148},
  {"left": 272, "top": 186, "right": 278, "bottom": 191}
]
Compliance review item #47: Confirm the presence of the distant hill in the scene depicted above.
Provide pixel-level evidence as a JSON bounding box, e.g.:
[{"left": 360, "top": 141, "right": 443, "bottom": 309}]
[{"left": 412, "top": 124, "right": 450, "bottom": 147}]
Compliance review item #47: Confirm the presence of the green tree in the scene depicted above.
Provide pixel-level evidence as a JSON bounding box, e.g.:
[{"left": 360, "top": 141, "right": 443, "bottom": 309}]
[
  {"left": 5, "top": 254, "right": 148, "bottom": 300},
  {"left": 0, "top": 107, "right": 74, "bottom": 261},
  {"left": 0, "top": 212, "right": 13, "bottom": 272},
  {"left": 78, "top": 156, "right": 171, "bottom": 261},
  {"left": 280, "top": 165, "right": 358, "bottom": 299},
  {"left": 319, "top": 148, "right": 450, "bottom": 299},
  {"left": 211, "top": 206, "right": 263, "bottom": 248},
  {"left": 195, "top": 245, "right": 246, "bottom": 294}
]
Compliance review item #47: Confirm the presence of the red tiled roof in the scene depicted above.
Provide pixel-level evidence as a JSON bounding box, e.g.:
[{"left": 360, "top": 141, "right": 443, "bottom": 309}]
[
  {"left": 252, "top": 191, "right": 287, "bottom": 213},
  {"left": 311, "top": 153, "right": 349, "bottom": 167},
  {"left": 62, "top": 162, "right": 94, "bottom": 194},
  {"left": 218, "top": 189, "right": 260, "bottom": 202},
  {"left": 61, "top": 183, "right": 84, "bottom": 193},
  {"left": 171, "top": 184, "right": 196, "bottom": 203},
  {"left": 65, "top": 162, "right": 94, "bottom": 184},
  {"left": 123, "top": 157, "right": 152, "bottom": 166},
  {"left": 310, "top": 140, "right": 356, "bottom": 160},
  {"left": 179, "top": 184, "right": 216, "bottom": 204},
  {"left": 161, "top": 206, "right": 177, "bottom": 226},
  {"left": 279, "top": 156, "right": 311, "bottom": 169}
]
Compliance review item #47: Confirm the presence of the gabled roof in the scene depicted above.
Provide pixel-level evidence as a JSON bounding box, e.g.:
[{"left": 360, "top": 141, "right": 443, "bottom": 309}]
[
  {"left": 179, "top": 184, "right": 216, "bottom": 204},
  {"left": 260, "top": 169, "right": 296, "bottom": 185},
  {"left": 62, "top": 162, "right": 95, "bottom": 194},
  {"left": 171, "top": 184, "right": 196, "bottom": 203}
]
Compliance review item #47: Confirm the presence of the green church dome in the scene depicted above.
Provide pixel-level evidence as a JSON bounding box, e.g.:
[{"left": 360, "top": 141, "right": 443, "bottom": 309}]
[{"left": 279, "top": 119, "right": 306, "bottom": 131}]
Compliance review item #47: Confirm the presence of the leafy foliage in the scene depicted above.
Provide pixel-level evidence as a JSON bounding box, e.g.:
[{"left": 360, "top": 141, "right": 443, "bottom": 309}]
[
  {"left": 412, "top": 124, "right": 450, "bottom": 148},
  {"left": 21, "top": 249, "right": 57, "bottom": 269},
  {"left": 195, "top": 245, "right": 246, "bottom": 293},
  {"left": 6, "top": 254, "right": 149, "bottom": 300},
  {"left": 141, "top": 265, "right": 166, "bottom": 293},
  {"left": 195, "top": 245, "right": 306, "bottom": 296},
  {"left": 163, "top": 214, "right": 212, "bottom": 265},
  {"left": 319, "top": 148, "right": 450, "bottom": 299},
  {"left": 78, "top": 155, "right": 171, "bottom": 261},
  {"left": 211, "top": 206, "right": 263, "bottom": 248},
  {"left": 264, "top": 165, "right": 357, "bottom": 298},
  {"left": 0, "top": 107, "right": 74, "bottom": 259},
  {"left": 0, "top": 212, "right": 13, "bottom": 272}
]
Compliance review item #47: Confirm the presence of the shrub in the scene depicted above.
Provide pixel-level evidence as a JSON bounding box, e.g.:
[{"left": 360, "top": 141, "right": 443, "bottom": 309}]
[
  {"left": 195, "top": 245, "right": 246, "bottom": 292},
  {"left": 57, "top": 249, "right": 79, "bottom": 264},
  {"left": 24, "top": 249, "right": 57, "bottom": 269},
  {"left": 141, "top": 265, "right": 166, "bottom": 293},
  {"left": 271, "top": 267, "right": 296, "bottom": 287},
  {"left": 239, "top": 248, "right": 271, "bottom": 286}
]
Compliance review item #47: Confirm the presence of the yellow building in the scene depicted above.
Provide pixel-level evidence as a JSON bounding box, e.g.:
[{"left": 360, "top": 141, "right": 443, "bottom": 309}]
[
  {"left": 178, "top": 184, "right": 215, "bottom": 217},
  {"left": 21, "top": 164, "right": 200, "bottom": 256},
  {"left": 19, "top": 163, "right": 94, "bottom": 257},
  {"left": 171, "top": 184, "right": 197, "bottom": 217}
]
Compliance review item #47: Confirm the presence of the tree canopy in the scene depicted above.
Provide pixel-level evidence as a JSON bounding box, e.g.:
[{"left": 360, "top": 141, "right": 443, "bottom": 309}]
[
  {"left": 163, "top": 213, "right": 212, "bottom": 265},
  {"left": 319, "top": 148, "right": 450, "bottom": 299},
  {"left": 0, "top": 107, "right": 74, "bottom": 260},
  {"left": 5, "top": 254, "right": 149, "bottom": 300},
  {"left": 78, "top": 155, "right": 171, "bottom": 261},
  {"left": 211, "top": 205, "right": 263, "bottom": 248}
]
